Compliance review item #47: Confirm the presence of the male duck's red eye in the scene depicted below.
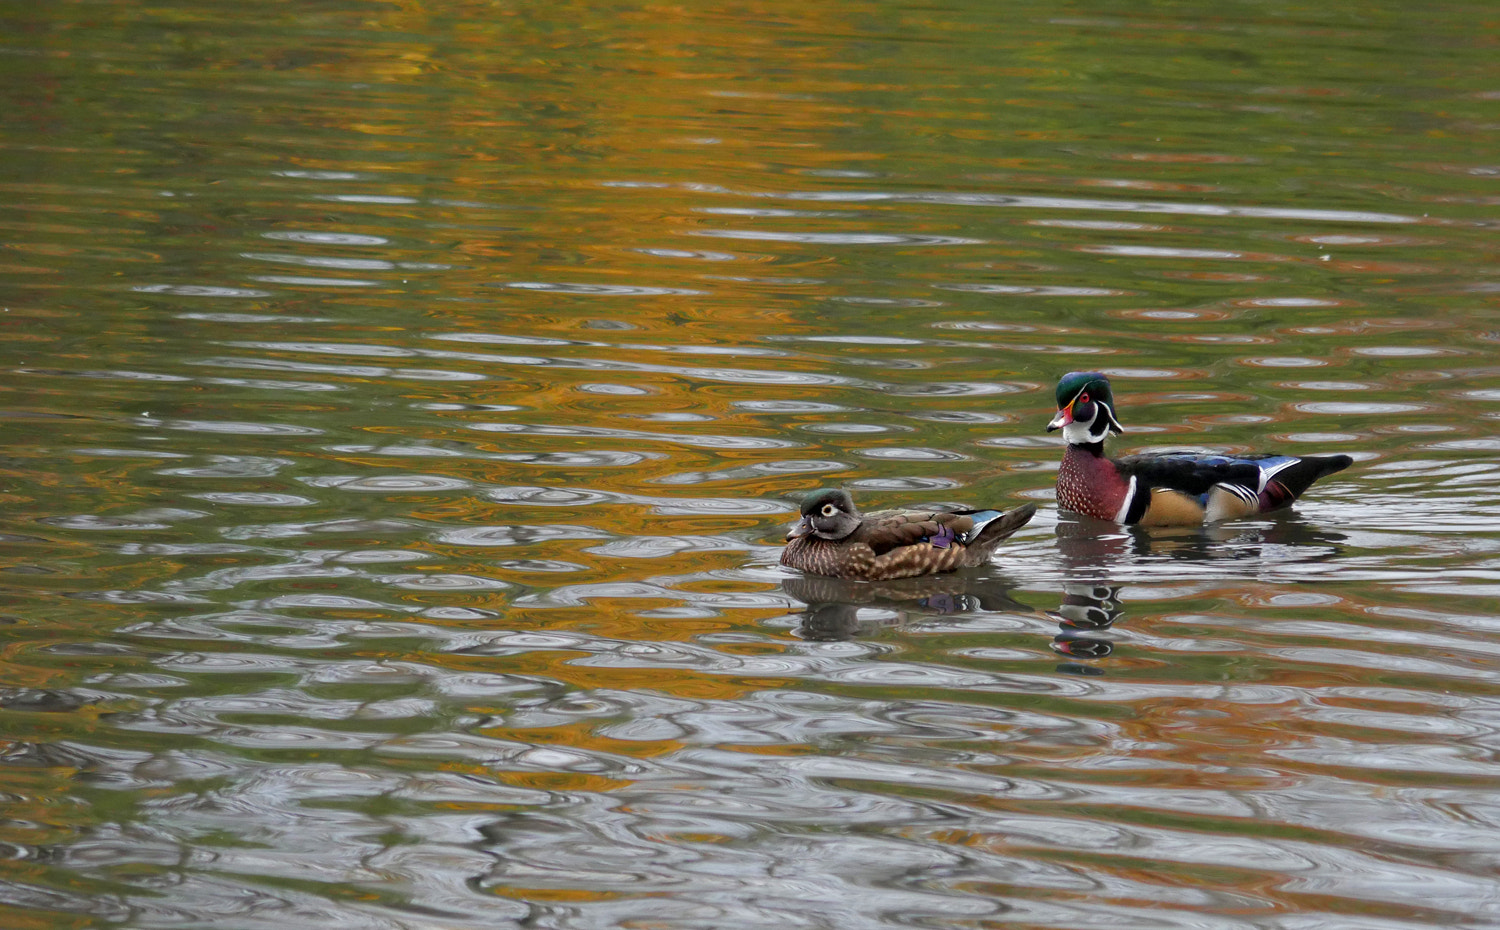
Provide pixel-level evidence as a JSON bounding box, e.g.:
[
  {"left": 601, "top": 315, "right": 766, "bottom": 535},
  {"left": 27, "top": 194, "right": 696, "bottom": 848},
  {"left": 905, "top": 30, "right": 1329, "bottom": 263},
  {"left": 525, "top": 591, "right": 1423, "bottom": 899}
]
[{"left": 1079, "top": 392, "right": 1090, "bottom": 404}]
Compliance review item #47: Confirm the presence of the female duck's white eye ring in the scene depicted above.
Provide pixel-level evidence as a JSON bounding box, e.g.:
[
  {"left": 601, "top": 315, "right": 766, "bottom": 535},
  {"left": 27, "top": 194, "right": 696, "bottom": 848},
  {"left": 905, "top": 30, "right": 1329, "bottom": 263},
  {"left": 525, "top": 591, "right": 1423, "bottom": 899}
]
[{"left": 821, "top": 504, "right": 837, "bottom": 517}]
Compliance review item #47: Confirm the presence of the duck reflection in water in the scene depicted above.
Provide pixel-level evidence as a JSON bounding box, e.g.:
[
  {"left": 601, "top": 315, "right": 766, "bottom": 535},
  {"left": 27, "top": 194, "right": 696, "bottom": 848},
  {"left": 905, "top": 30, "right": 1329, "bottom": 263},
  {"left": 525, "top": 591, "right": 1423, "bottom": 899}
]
[
  {"left": 1048, "top": 515, "right": 1130, "bottom": 672},
  {"left": 780, "top": 508, "right": 1348, "bottom": 653},
  {"left": 780, "top": 570, "right": 1028, "bottom": 642},
  {"left": 1054, "top": 508, "right": 1350, "bottom": 567},
  {"left": 780, "top": 568, "right": 1127, "bottom": 674},
  {"left": 1049, "top": 582, "right": 1122, "bottom": 673},
  {"left": 1047, "top": 509, "right": 1352, "bottom": 672}
]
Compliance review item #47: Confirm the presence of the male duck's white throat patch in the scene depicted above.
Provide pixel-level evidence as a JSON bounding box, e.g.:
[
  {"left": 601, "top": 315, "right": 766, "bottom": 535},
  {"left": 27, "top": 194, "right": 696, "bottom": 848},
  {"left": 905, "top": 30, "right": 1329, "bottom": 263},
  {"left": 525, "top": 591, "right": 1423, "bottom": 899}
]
[{"left": 1062, "top": 413, "right": 1109, "bottom": 445}]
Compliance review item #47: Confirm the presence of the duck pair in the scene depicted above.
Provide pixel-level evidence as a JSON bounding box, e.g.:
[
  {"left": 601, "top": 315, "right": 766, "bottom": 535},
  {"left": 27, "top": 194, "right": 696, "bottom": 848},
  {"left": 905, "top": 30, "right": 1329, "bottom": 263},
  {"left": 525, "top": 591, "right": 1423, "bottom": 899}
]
[{"left": 782, "top": 371, "right": 1352, "bottom": 581}]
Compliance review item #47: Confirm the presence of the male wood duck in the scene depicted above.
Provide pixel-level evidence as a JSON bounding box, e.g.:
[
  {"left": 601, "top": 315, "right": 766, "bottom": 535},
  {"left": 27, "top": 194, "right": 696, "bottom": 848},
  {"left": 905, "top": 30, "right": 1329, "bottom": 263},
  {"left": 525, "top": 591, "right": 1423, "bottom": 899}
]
[
  {"left": 780, "top": 489, "right": 1037, "bottom": 581},
  {"left": 1048, "top": 371, "right": 1352, "bottom": 526}
]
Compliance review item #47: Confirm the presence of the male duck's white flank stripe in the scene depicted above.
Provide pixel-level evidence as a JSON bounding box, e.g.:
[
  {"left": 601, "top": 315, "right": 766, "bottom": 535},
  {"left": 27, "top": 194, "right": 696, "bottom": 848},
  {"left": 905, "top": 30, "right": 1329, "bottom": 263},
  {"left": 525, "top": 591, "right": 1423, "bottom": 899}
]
[{"left": 1112, "top": 475, "right": 1137, "bottom": 523}]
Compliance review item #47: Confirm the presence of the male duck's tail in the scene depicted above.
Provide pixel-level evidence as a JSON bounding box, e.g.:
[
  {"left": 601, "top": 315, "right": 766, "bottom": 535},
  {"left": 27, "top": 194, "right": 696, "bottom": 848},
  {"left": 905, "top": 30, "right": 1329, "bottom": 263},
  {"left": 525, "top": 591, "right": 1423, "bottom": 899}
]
[{"left": 1266, "top": 454, "right": 1354, "bottom": 508}]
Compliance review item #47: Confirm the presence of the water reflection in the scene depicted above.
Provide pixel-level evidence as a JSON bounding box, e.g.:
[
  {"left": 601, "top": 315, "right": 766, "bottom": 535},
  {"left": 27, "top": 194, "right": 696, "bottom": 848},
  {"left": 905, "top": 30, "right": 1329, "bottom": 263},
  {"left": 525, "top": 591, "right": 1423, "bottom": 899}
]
[
  {"left": 780, "top": 571, "right": 1027, "bottom": 641},
  {"left": 1049, "top": 582, "right": 1122, "bottom": 668},
  {"left": 781, "top": 512, "right": 1363, "bottom": 669},
  {"left": 782, "top": 565, "right": 1133, "bottom": 680},
  {"left": 1053, "top": 511, "right": 1351, "bottom": 577},
  {"left": 780, "top": 555, "right": 1128, "bottom": 678},
  {"left": 1043, "top": 513, "right": 1356, "bottom": 670}
]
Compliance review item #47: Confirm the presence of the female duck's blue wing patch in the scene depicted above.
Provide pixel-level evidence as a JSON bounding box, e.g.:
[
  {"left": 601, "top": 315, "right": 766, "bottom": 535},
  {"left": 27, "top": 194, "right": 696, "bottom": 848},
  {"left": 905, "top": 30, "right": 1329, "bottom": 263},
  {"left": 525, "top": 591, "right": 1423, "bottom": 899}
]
[{"left": 955, "top": 509, "right": 1003, "bottom": 544}]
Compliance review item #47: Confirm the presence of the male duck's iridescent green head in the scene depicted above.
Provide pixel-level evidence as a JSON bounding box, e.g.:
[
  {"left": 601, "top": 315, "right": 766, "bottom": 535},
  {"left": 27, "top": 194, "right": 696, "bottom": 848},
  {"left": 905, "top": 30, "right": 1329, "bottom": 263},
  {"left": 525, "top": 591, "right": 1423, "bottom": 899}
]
[{"left": 1047, "top": 371, "right": 1124, "bottom": 445}]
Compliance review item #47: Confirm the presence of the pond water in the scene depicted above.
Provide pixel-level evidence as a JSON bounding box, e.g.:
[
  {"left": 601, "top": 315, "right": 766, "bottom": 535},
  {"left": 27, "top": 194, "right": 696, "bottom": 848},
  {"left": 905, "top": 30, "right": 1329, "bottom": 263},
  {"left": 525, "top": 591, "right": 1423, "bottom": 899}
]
[{"left": 3, "top": 1, "right": 1500, "bottom": 927}]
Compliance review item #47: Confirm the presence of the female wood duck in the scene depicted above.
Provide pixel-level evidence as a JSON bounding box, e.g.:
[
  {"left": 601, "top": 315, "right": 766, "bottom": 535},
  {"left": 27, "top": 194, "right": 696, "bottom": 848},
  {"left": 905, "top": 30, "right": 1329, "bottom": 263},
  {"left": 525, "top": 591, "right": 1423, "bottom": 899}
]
[
  {"left": 781, "top": 489, "right": 1037, "bottom": 581},
  {"left": 1048, "top": 371, "right": 1352, "bottom": 526}
]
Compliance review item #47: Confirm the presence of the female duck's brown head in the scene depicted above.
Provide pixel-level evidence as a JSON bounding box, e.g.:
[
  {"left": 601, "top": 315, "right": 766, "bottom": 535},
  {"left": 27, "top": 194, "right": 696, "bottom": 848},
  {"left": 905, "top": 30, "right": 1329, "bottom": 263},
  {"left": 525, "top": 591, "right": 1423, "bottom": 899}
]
[{"left": 786, "top": 489, "right": 862, "bottom": 541}]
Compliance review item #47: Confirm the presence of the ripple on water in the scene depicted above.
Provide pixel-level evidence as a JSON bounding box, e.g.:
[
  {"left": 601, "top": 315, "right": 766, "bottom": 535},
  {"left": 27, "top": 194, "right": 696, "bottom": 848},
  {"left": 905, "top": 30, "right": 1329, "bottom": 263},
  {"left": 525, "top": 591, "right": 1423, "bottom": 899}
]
[
  {"left": 1244, "top": 356, "right": 1329, "bottom": 368},
  {"left": 938, "top": 282, "right": 1130, "bottom": 296},
  {"left": 262, "top": 231, "right": 388, "bottom": 245},
  {"left": 221, "top": 518, "right": 416, "bottom": 541},
  {"left": 332, "top": 550, "right": 431, "bottom": 564},
  {"left": 930, "top": 321, "right": 1042, "bottom": 332},
  {"left": 493, "top": 558, "right": 589, "bottom": 573},
  {"left": 791, "top": 334, "right": 926, "bottom": 345},
  {"left": 155, "top": 418, "right": 325, "bottom": 436},
  {"left": 240, "top": 251, "right": 399, "bottom": 271},
  {"left": 822, "top": 295, "right": 945, "bottom": 307},
  {"left": 848, "top": 476, "right": 961, "bottom": 491},
  {"left": 132, "top": 283, "right": 273, "bottom": 297},
  {"left": 76, "top": 448, "right": 190, "bottom": 459},
  {"left": 873, "top": 381, "right": 1026, "bottom": 397},
  {"left": 734, "top": 400, "right": 854, "bottom": 413},
  {"left": 649, "top": 460, "right": 847, "bottom": 486},
  {"left": 801, "top": 422, "right": 908, "bottom": 434},
  {"left": 1353, "top": 346, "right": 1460, "bottom": 358},
  {"left": 1270, "top": 432, "right": 1366, "bottom": 444},
  {"left": 585, "top": 535, "right": 756, "bottom": 559},
  {"left": 1237, "top": 296, "right": 1347, "bottom": 307},
  {"left": 1294, "top": 402, "right": 1431, "bottom": 415},
  {"left": 429, "top": 331, "right": 597, "bottom": 348},
  {"left": 486, "top": 486, "right": 613, "bottom": 506},
  {"left": 249, "top": 274, "right": 381, "bottom": 287},
  {"left": 300, "top": 474, "right": 472, "bottom": 491},
  {"left": 379, "top": 573, "right": 511, "bottom": 591},
  {"left": 500, "top": 281, "right": 706, "bottom": 296},
  {"left": 187, "top": 492, "right": 317, "bottom": 506},
  {"left": 484, "top": 485, "right": 783, "bottom": 515},
  {"left": 40, "top": 508, "right": 208, "bottom": 531},
  {"left": 1284, "top": 381, "right": 1374, "bottom": 391},
  {"left": 435, "top": 525, "right": 611, "bottom": 547},
  {"left": 629, "top": 247, "right": 743, "bottom": 261},
  {"left": 470, "top": 422, "right": 801, "bottom": 449},
  {"left": 693, "top": 229, "right": 985, "bottom": 246},
  {"left": 856, "top": 447, "right": 969, "bottom": 462}
]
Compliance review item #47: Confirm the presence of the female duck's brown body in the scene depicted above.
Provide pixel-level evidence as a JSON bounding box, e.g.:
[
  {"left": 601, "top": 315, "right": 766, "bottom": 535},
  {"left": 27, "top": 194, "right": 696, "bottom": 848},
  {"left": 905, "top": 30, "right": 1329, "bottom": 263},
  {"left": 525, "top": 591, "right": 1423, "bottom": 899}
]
[{"left": 780, "top": 489, "right": 1036, "bottom": 581}]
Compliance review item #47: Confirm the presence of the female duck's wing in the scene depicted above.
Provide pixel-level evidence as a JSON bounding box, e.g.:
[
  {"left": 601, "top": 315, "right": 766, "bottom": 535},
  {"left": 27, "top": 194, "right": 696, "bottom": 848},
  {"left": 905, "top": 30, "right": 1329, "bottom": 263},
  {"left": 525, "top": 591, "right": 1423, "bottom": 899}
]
[{"left": 858, "top": 509, "right": 976, "bottom": 556}]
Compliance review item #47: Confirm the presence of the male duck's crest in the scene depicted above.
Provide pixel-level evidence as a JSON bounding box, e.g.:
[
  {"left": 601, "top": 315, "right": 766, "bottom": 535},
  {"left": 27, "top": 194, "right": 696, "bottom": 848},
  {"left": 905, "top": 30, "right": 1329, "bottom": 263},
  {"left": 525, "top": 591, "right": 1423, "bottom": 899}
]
[
  {"left": 1046, "top": 371, "right": 1352, "bottom": 526},
  {"left": 1047, "top": 370, "right": 1124, "bottom": 446}
]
